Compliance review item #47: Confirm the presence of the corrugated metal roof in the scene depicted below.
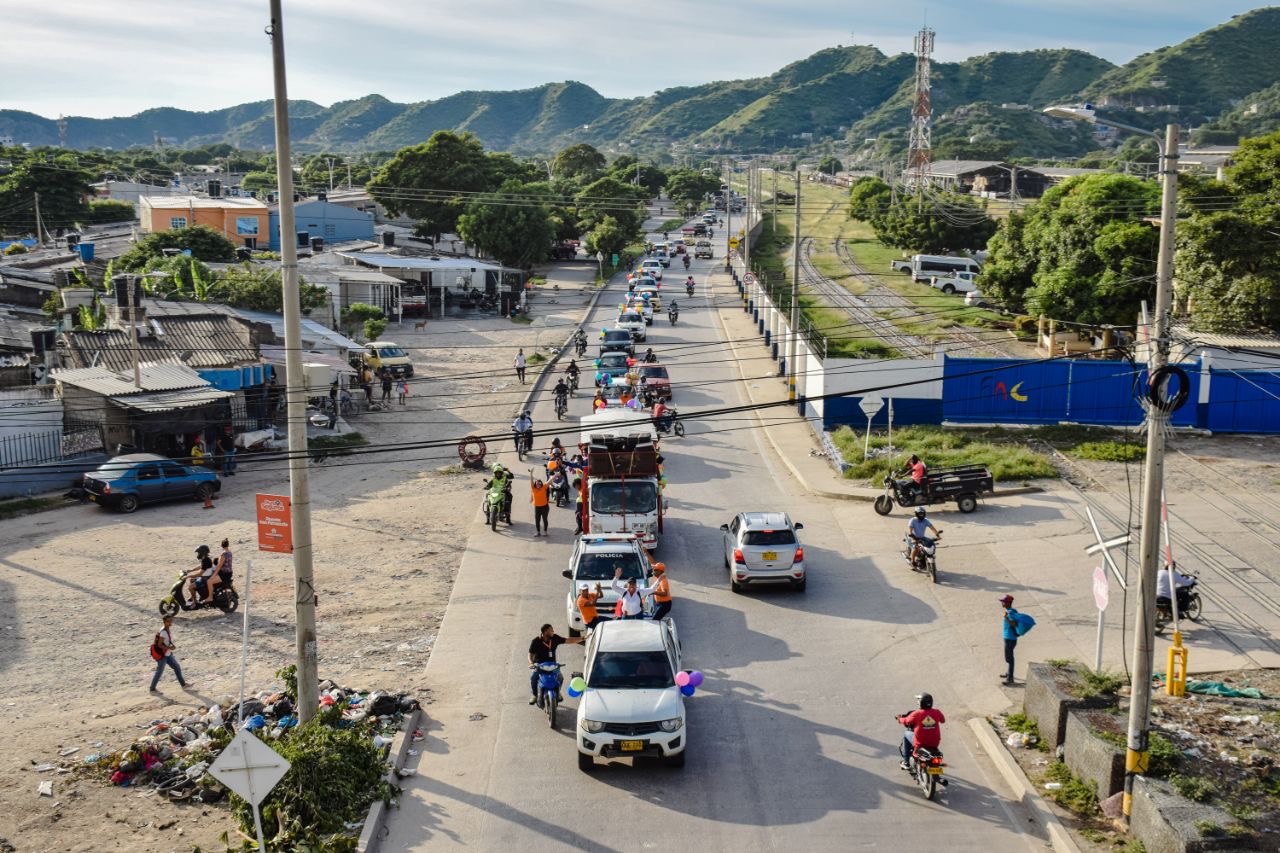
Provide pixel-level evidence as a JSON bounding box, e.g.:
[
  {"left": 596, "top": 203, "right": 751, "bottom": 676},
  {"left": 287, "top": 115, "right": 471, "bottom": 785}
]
[
  {"left": 337, "top": 251, "right": 510, "bottom": 273},
  {"left": 140, "top": 195, "right": 267, "bottom": 211},
  {"left": 230, "top": 308, "right": 362, "bottom": 353},
  {"left": 925, "top": 160, "right": 1006, "bottom": 177},
  {"left": 60, "top": 314, "right": 259, "bottom": 372},
  {"left": 108, "top": 386, "right": 234, "bottom": 413},
  {"left": 53, "top": 363, "right": 210, "bottom": 395},
  {"left": 1172, "top": 325, "right": 1280, "bottom": 349}
]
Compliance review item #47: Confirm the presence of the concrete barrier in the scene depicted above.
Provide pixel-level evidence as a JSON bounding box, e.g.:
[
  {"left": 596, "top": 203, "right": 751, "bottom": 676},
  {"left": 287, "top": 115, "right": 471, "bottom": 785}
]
[
  {"left": 1130, "top": 776, "right": 1251, "bottom": 853},
  {"left": 0, "top": 453, "right": 106, "bottom": 499},
  {"left": 1024, "top": 662, "right": 1114, "bottom": 749},
  {"left": 357, "top": 708, "right": 422, "bottom": 853},
  {"left": 1064, "top": 709, "right": 1125, "bottom": 798}
]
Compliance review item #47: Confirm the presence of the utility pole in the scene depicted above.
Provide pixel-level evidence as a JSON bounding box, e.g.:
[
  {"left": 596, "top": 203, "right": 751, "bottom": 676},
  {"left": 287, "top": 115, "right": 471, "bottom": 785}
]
[
  {"left": 743, "top": 159, "right": 752, "bottom": 274},
  {"left": 345, "top": 159, "right": 353, "bottom": 188},
  {"left": 724, "top": 161, "right": 732, "bottom": 273},
  {"left": 772, "top": 168, "right": 778, "bottom": 234},
  {"left": 126, "top": 276, "right": 141, "bottom": 388},
  {"left": 33, "top": 192, "right": 45, "bottom": 246},
  {"left": 326, "top": 157, "right": 336, "bottom": 193},
  {"left": 268, "top": 0, "right": 320, "bottom": 723},
  {"left": 788, "top": 169, "right": 801, "bottom": 402},
  {"left": 1122, "top": 122, "right": 1180, "bottom": 820}
]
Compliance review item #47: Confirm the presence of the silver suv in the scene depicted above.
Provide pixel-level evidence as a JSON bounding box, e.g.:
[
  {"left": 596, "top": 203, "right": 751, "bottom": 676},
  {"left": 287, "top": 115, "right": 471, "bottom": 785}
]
[{"left": 720, "top": 511, "right": 805, "bottom": 593}]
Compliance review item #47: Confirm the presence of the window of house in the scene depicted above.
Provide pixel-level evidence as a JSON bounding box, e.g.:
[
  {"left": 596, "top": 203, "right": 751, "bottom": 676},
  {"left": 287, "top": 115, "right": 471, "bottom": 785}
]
[{"left": 169, "top": 216, "right": 188, "bottom": 229}]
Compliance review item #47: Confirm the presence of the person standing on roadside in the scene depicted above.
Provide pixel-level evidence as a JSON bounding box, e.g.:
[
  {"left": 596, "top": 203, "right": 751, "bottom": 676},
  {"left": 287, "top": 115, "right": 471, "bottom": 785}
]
[
  {"left": 1000, "top": 594, "right": 1019, "bottom": 684},
  {"left": 529, "top": 469, "right": 550, "bottom": 536},
  {"left": 149, "top": 615, "right": 188, "bottom": 692},
  {"left": 381, "top": 369, "right": 393, "bottom": 403},
  {"left": 217, "top": 429, "right": 237, "bottom": 476},
  {"left": 398, "top": 378, "right": 409, "bottom": 406},
  {"left": 514, "top": 349, "right": 527, "bottom": 384}
]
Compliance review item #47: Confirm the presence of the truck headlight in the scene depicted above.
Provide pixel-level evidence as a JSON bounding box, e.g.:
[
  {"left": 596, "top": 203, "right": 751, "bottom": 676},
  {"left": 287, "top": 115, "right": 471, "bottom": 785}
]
[
  {"left": 659, "top": 717, "right": 683, "bottom": 733},
  {"left": 581, "top": 719, "right": 605, "bottom": 734}
]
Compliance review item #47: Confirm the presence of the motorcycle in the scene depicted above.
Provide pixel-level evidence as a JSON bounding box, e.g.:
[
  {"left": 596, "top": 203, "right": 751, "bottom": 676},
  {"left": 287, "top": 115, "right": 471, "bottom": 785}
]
[
  {"left": 668, "top": 309, "right": 679, "bottom": 326},
  {"left": 549, "top": 469, "right": 570, "bottom": 507},
  {"left": 160, "top": 570, "right": 239, "bottom": 616},
  {"left": 654, "top": 407, "right": 685, "bottom": 438},
  {"left": 899, "top": 717, "right": 947, "bottom": 801},
  {"left": 902, "top": 532, "right": 942, "bottom": 583},
  {"left": 686, "top": 283, "right": 695, "bottom": 297},
  {"left": 575, "top": 337, "right": 587, "bottom": 357},
  {"left": 1155, "top": 577, "right": 1203, "bottom": 633},
  {"left": 682, "top": 255, "right": 691, "bottom": 270},
  {"left": 555, "top": 393, "right": 568, "bottom": 420},
  {"left": 534, "top": 661, "right": 565, "bottom": 728},
  {"left": 514, "top": 428, "right": 533, "bottom": 460},
  {"left": 482, "top": 482, "right": 514, "bottom": 531},
  {"left": 567, "top": 372, "right": 579, "bottom": 395}
]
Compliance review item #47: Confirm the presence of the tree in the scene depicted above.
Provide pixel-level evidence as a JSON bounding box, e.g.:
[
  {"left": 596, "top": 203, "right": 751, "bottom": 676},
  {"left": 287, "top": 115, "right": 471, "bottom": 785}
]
[
  {"left": 241, "top": 171, "right": 277, "bottom": 194},
  {"left": 847, "top": 176, "right": 891, "bottom": 222},
  {"left": 575, "top": 176, "right": 646, "bottom": 236},
  {"left": 369, "top": 131, "right": 493, "bottom": 238},
  {"left": 116, "top": 225, "right": 238, "bottom": 270},
  {"left": 87, "top": 199, "right": 136, "bottom": 223},
  {"left": 0, "top": 155, "right": 93, "bottom": 233},
  {"left": 342, "top": 303, "right": 384, "bottom": 339},
  {"left": 872, "top": 193, "right": 997, "bottom": 256},
  {"left": 457, "top": 180, "right": 554, "bottom": 270},
  {"left": 818, "top": 156, "right": 843, "bottom": 176},
  {"left": 215, "top": 264, "right": 327, "bottom": 314},
  {"left": 663, "top": 169, "right": 719, "bottom": 207},
  {"left": 980, "top": 173, "right": 1159, "bottom": 324},
  {"left": 299, "top": 153, "right": 344, "bottom": 192},
  {"left": 552, "top": 143, "right": 606, "bottom": 182},
  {"left": 583, "top": 215, "right": 629, "bottom": 264}
]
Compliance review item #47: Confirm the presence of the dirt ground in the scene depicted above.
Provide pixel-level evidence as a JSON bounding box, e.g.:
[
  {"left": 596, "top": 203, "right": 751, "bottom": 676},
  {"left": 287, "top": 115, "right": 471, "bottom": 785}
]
[{"left": 0, "top": 298, "right": 584, "bottom": 852}]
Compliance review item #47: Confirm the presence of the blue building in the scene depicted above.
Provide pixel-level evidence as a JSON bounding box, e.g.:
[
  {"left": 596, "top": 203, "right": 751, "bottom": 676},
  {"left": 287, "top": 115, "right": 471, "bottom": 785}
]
[{"left": 268, "top": 199, "right": 375, "bottom": 251}]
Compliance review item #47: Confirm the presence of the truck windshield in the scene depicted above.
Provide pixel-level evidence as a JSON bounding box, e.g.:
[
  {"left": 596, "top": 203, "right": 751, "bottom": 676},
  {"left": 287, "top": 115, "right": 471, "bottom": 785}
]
[
  {"left": 575, "top": 552, "right": 646, "bottom": 581},
  {"left": 374, "top": 346, "right": 407, "bottom": 357},
  {"left": 588, "top": 650, "right": 674, "bottom": 689},
  {"left": 591, "top": 481, "right": 657, "bottom": 514}
]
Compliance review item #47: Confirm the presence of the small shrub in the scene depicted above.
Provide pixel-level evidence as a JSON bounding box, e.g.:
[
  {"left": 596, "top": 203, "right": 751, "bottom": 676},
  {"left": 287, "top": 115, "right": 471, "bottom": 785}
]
[
  {"left": 1079, "top": 828, "right": 1106, "bottom": 843},
  {"left": 1074, "top": 669, "right": 1125, "bottom": 699},
  {"left": 1045, "top": 761, "right": 1099, "bottom": 815},
  {"left": 1047, "top": 658, "right": 1074, "bottom": 669},
  {"left": 527, "top": 352, "right": 547, "bottom": 365},
  {"left": 1146, "top": 731, "right": 1180, "bottom": 777},
  {"left": 1193, "top": 820, "right": 1222, "bottom": 837},
  {"left": 3, "top": 242, "right": 28, "bottom": 255},
  {"left": 1071, "top": 441, "right": 1145, "bottom": 463},
  {"left": 1225, "top": 822, "right": 1253, "bottom": 838},
  {"left": 1224, "top": 802, "right": 1258, "bottom": 822},
  {"left": 1170, "top": 773, "right": 1216, "bottom": 802},
  {"left": 1121, "top": 841, "right": 1146, "bottom": 853}
]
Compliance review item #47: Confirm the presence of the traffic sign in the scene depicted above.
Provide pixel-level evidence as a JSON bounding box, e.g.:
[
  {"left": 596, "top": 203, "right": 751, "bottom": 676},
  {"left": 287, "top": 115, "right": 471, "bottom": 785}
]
[
  {"left": 1093, "top": 566, "right": 1109, "bottom": 611},
  {"left": 209, "top": 728, "right": 290, "bottom": 805},
  {"left": 859, "top": 397, "right": 885, "bottom": 418},
  {"left": 728, "top": 237, "right": 739, "bottom": 249}
]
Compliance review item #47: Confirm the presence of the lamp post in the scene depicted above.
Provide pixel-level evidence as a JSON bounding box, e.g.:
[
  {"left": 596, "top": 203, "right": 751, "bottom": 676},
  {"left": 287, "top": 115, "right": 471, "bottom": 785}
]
[{"left": 1044, "top": 104, "right": 1180, "bottom": 821}]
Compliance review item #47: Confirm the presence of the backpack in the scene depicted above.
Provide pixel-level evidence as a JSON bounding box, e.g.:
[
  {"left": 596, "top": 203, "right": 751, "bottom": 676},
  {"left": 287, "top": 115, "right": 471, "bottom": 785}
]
[
  {"left": 150, "top": 633, "right": 166, "bottom": 661},
  {"left": 1014, "top": 612, "right": 1036, "bottom": 636}
]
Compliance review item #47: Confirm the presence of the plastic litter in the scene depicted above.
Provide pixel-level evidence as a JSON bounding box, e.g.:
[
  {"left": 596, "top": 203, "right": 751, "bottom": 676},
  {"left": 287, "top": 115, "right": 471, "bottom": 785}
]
[
  {"left": 1220, "top": 715, "right": 1260, "bottom": 725},
  {"left": 37, "top": 781, "right": 53, "bottom": 796},
  {"left": 34, "top": 764, "right": 55, "bottom": 773},
  {"left": 1044, "top": 782, "right": 1062, "bottom": 791},
  {"left": 1186, "top": 680, "right": 1265, "bottom": 699}
]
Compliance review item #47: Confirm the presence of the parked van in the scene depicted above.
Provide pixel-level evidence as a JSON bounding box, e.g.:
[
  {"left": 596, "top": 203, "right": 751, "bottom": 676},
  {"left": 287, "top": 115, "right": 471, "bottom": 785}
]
[
  {"left": 910, "top": 254, "right": 980, "bottom": 282},
  {"left": 360, "top": 341, "right": 414, "bottom": 378}
]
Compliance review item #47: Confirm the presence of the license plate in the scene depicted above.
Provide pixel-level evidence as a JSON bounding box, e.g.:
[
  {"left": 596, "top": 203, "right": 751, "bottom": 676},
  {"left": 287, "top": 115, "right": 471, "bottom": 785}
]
[
  {"left": 762, "top": 551, "right": 777, "bottom": 561},
  {"left": 927, "top": 766, "right": 943, "bottom": 775},
  {"left": 619, "top": 740, "right": 644, "bottom": 752}
]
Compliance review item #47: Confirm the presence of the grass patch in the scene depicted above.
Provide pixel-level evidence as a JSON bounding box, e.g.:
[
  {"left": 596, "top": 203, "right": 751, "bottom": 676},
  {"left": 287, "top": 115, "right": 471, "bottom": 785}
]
[
  {"left": 1006, "top": 712, "right": 1050, "bottom": 752},
  {"left": 1096, "top": 729, "right": 1127, "bottom": 749},
  {"left": 1072, "top": 441, "right": 1146, "bottom": 462},
  {"left": 657, "top": 218, "right": 685, "bottom": 234},
  {"left": 1121, "top": 841, "right": 1147, "bottom": 853},
  {"left": 526, "top": 352, "right": 547, "bottom": 365},
  {"left": 1194, "top": 820, "right": 1222, "bottom": 837},
  {"left": 830, "top": 424, "right": 1059, "bottom": 484},
  {"left": 1146, "top": 731, "right": 1180, "bottom": 777},
  {"left": 1047, "top": 658, "right": 1074, "bottom": 669},
  {"left": 1074, "top": 670, "right": 1126, "bottom": 700},
  {"left": 0, "top": 495, "right": 68, "bottom": 519},
  {"left": 308, "top": 432, "right": 368, "bottom": 456},
  {"left": 1045, "top": 761, "right": 1100, "bottom": 815},
  {"left": 1170, "top": 773, "right": 1217, "bottom": 802}
]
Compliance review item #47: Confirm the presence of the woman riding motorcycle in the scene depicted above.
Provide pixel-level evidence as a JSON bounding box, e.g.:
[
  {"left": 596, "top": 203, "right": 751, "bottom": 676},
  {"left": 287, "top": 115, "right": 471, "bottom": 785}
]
[
  {"left": 668, "top": 300, "right": 679, "bottom": 325},
  {"left": 685, "top": 276, "right": 695, "bottom": 297}
]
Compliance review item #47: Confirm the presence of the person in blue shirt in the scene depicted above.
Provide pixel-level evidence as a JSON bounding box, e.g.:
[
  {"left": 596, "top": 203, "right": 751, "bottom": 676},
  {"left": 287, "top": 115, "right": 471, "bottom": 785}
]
[
  {"left": 904, "top": 506, "right": 940, "bottom": 566},
  {"left": 1000, "top": 594, "right": 1019, "bottom": 684}
]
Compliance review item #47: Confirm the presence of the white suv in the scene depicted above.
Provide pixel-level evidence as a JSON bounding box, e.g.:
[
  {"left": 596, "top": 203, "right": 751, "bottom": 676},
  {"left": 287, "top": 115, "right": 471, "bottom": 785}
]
[
  {"left": 721, "top": 511, "right": 806, "bottom": 592},
  {"left": 615, "top": 310, "right": 647, "bottom": 342},
  {"left": 576, "top": 619, "right": 686, "bottom": 771},
  {"left": 561, "top": 535, "right": 652, "bottom": 637}
]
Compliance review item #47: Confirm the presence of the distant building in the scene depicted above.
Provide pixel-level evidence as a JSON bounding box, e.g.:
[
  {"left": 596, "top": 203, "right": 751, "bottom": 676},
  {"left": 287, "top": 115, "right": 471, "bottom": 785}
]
[
  {"left": 267, "top": 198, "right": 375, "bottom": 251},
  {"left": 138, "top": 196, "right": 269, "bottom": 249},
  {"left": 93, "top": 180, "right": 182, "bottom": 213}
]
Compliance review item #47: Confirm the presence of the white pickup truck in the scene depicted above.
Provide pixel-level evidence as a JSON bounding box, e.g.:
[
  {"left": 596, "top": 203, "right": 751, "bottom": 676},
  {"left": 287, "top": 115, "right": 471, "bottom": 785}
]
[
  {"left": 929, "top": 270, "right": 980, "bottom": 295},
  {"left": 889, "top": 258, "right": 913, "bottom": 273}
]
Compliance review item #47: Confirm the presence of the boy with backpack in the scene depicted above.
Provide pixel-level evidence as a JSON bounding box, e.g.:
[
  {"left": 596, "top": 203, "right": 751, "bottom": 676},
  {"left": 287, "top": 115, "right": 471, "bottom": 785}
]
[{"left": 1000, "top": 594, "right": 1035, "bottom": 685}]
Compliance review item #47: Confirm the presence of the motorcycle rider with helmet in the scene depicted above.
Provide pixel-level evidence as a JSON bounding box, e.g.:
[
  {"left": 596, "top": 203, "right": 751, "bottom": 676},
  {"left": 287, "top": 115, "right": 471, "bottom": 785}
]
[
  {"left": 685, "top": 276, "right": 695, "bottom": 296},
  {"left": 896, "top": 693, "right": 945, "bottom": 770},
  {"left": 668, "top": 300, "right": 679, "bottom": 324},
  {"left": 905, "top": 507, "right": 940, "bottom": 566},
  {"left": 574, "top": 328, "right": 587, "bottom": 356},
  {"left": 183, "top": 545, "right": 215, "bottom": 606},
  {"left": 642, "top": 347, "right": 658, "bottom": 364},
  {"left": 512, "top": 410, "right": 534, "bottom": 454},
  {"left": 484, "top": 463, "right": 514, "bottom": 520},
  {"left": 553, "top": 377, "right": 569, "bottom": 411},
  {"left": 564, "top": 359, "right": 580, "bottom": 392},
  {"left": 1156, "top": 561, "right": 1196, "bottom": 614}
]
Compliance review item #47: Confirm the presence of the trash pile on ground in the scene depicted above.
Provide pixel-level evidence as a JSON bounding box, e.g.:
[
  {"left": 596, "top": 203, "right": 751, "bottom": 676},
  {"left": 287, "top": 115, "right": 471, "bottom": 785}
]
[{"left": 74, "top": 677, "right": 420, "bottom": 809}]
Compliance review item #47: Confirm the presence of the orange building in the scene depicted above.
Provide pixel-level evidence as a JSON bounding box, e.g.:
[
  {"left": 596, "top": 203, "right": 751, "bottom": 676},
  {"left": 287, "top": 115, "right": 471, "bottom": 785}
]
[{"left": 138, "top": 196, "right": 270, "bottom": 249}]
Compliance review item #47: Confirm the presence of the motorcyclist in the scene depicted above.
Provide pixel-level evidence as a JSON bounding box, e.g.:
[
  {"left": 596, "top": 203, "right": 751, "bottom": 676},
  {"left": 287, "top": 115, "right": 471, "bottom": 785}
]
[
  {"left": 682, "top": 254, "right": 691, "bottom": 270},
  {"left": 686, "top": 276, "right": 695, "bottom": 295},
  {"left": 553, "top": 378, "right": 569, "bottom": 410},
  {"left": 642, "top": 347, "right": 658, "bottom": 364},
  {"left": 653, "top": 398, "right": 673, "bottom": 434},
  {"left": 1156, "top": 561, "right": 1196, "bottom": 612},
  {"left": 668, "top": 300, "right": 679, "bottom": 324},
  {"left": 896, "top": 693, "right": 945, "bottom": 770},
  {"left": 564, "top": 359, "right": 580, "bottom": 390},
  {"left": 183, "top": 545, "right": 215, "bottom": 606},
  {"left": 574, "top": 328, "right": 587, "bottom": 355},
  {"left": 905, "top": 507, "right": 940, "bottom": 566},
  {"left": 485, "top": 463, "right": 514, "bottom": 517},
  {"left": 898, "top": 454, "right": 928, "bottom": 501},
  {"left": 512, "top": 410, "right": 534, "bottom": 453}
]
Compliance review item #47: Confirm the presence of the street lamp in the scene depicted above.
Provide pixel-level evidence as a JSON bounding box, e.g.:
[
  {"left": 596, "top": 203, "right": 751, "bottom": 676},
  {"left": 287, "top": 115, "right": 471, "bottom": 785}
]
[{"left": 1044, "top": 103, "right": 1181, "bottom": 822}]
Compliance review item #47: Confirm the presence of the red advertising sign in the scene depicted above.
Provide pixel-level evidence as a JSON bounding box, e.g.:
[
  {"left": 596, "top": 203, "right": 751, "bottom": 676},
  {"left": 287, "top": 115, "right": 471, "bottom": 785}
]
[{"left": 256, "top": 493, "right": 293, "bottom": 554}]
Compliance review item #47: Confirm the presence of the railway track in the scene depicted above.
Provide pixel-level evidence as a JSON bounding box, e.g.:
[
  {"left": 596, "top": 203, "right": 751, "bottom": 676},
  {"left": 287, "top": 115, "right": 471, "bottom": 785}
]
[
  {"left": 1036, "top": 439, "right": 1280, "bottom": 665},
  {"left": 797, "top": 236, "right": 932, "bottom": 358},
  {"left": 831, "top": 238, "right": 1018, "bottom": 358}
]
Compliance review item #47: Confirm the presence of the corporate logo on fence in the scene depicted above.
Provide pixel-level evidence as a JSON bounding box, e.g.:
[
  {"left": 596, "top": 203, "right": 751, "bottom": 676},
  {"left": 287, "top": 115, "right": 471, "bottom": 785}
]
[{"left": 994, "top": 380, "right": 1029, "bottom": 402}]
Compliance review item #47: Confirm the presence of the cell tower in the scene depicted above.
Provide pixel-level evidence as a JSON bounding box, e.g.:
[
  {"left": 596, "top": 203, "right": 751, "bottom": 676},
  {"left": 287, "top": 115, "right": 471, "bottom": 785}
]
[
  {"left": 905, "top": 26, "right": 935, "bottom": 190},
  {"left": 56, "top": 115, "right": 67, "bottom": 148}
]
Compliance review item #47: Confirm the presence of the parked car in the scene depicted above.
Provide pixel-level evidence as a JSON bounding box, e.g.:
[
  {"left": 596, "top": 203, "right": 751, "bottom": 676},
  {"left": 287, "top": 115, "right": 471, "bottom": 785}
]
[
  {"left": 599, "top": 328, "right": 635, "bottom": 357},
  {"left": 83, "top": 453, "right": 221, "bottom": 513},
  {"left": 358, "top": 341, "right": 414, "bottom": 378},
  {"left": 561, "top": 534, "right": 652, "bottom": 637},
  {"left": 720, "top": 511, "right": 806, "bottom": 592},
  {"left": 929, "top": 270, "right": 979, "bottom": 295},
  {"left": 576, "top": 619, "right": 687, "bottom": 770}
]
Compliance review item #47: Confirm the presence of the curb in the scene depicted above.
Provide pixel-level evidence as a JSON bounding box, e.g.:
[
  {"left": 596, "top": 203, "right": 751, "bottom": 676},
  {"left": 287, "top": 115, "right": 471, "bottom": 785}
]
[
  {"left": 967, "top": 717, "right": 1082, "bottom": 853},
  {"left": 357, "top": 707, "right": 423, "bottom": 853},
  {"left": 518, "top": 273, "right": 620, "bottom": 417}
]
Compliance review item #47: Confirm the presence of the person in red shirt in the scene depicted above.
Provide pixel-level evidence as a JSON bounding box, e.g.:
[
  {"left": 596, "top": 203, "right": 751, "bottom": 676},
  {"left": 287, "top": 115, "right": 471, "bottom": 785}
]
[
  {"left": 896, "top": 692, "right": 945, "bottom": 769},
  {"left": 900, "top": 454, "right": 927, "bottom": 500}
]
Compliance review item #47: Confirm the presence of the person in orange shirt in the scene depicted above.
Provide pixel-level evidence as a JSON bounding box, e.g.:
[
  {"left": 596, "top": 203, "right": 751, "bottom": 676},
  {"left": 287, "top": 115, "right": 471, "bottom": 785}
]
[
  {"left": 593, "top": 389, "right": 607, "bottom": 411},
  {"left": 576, "top": 582, "right": 607, "bottom": 633},
  {"left": 643, "top": 551, "right": 674, "bottom": 621},
  {"left": 529, "top": 469, "right": 550, "bottom": 536}
]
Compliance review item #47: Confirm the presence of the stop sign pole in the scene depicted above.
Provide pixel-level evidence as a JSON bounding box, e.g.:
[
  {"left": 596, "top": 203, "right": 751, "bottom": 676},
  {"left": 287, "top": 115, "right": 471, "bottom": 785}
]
[{"left": 1092, "top": 566, "right": 1109, "bottom": 672}]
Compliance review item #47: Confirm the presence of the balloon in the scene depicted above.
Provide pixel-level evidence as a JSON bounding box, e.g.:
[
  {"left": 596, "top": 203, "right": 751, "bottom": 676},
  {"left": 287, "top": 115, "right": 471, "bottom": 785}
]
[
  {"left": 688, "top": 671, "right": 704, "bottom": 687},
  {"left": 680, "top": 684, "right": 696, "bottom": 697},
  {"left": 570, "top": 676, "right": 587, "bottom": 693},
  {"left": 566, "top": 686, "right": 582, "bottom": 698},
  {"left": 674, "top": 671, "right": 690, "bottom": 687}
]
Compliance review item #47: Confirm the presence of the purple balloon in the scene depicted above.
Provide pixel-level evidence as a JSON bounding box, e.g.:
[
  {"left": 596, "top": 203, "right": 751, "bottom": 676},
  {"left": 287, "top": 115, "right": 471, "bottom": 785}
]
[
  {"left": 679, "top": 684, "right": 696, "bottom": 697},
  {"left": 688, "top": 671, "right": 704, "bottom": 688}
]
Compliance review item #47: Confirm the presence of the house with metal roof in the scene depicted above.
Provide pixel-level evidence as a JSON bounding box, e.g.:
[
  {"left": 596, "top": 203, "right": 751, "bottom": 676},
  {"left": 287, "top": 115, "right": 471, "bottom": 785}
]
[
  {"left": 335, "top": 251, "right": 524, "bottom": 318},
  {"left": 268, "top": 198, "right": 375, "bottom": 251}
]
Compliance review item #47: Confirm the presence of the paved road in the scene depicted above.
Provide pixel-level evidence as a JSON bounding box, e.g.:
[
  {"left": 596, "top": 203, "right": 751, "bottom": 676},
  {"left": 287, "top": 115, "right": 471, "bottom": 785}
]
[{"left": 381, "top": 215, "right": 1044, "bottom": 851}]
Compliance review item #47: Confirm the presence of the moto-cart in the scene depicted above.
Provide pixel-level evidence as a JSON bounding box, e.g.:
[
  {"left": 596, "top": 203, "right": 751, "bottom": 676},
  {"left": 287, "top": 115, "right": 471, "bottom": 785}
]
[{"left": 873, "top": 464, "right": 994, "bottom": 515}]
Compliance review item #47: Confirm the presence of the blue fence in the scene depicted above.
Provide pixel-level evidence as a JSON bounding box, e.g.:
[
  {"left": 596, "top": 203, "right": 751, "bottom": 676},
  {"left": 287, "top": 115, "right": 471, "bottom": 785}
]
[{"left": 1203, "top": 370, "right": 1280, "bottom": 434}]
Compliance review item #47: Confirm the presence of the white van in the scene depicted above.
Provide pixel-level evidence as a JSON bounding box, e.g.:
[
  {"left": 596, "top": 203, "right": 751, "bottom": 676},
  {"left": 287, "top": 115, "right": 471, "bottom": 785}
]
[{"left": 911, "top": 254, "right": 981, "bottom": 282}]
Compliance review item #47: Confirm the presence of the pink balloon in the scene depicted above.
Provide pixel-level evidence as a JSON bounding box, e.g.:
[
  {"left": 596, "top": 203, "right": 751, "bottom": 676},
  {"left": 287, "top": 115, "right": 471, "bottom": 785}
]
[{"left": 674, "top": 671, "right": 690, "bottom": 687}]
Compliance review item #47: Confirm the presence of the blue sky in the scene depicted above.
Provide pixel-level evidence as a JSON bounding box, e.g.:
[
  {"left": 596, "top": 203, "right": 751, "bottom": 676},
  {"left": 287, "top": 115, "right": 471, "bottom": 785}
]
[{"left": 2, "top": 1, "right": 1269, "bottom": 118}]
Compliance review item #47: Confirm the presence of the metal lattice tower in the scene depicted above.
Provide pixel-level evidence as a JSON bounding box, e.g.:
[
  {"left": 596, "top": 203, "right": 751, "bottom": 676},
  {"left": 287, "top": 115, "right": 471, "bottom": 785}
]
[
  {"left": 56, "top": 115, "right": 67, "bottom": 148},
  {"left": 905, "top": 27, "right": 935, "bottom": 190}
]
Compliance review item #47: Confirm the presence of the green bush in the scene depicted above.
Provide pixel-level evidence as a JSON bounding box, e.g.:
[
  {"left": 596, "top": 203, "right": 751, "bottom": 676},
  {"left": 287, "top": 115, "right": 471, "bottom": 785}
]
[
  {"left": 3, "top": 242, "right": 28, "bottom": 255},
  {"left": 1146, "top": 730, "right": 1180, "bottom": 777},
  {"left": 830, "top": 424, "right": 1059, "bottom": 484},
  {"left": 1071, "top": 441, "right": 1145, "bottom": 462},
  {"left": 87, "top": 199, "right": 136, "bottom": 223},
  {"left": 1074, "top": 669, "right": 1126, "bottom": 699},
  {"left": 1045, "top": 761, "right": 1099, "bottom": 815},
  {"left": 1170, "top": 773, "right": 1217, "bottom": 802}
]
